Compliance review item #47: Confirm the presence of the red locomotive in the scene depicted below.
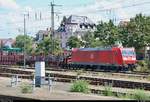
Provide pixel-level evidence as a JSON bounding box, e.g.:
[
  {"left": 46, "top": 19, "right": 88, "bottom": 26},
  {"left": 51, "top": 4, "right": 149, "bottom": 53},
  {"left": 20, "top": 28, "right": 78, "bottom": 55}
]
[{"left": 62, "top": 47, "right": 137, "bottom": 71}]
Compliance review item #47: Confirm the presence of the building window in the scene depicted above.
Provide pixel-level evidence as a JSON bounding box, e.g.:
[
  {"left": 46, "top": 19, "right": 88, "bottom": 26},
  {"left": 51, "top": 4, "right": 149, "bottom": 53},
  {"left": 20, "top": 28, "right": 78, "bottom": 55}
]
[{"left": 80, "top": 24, "right": 82, "bottom": 28}]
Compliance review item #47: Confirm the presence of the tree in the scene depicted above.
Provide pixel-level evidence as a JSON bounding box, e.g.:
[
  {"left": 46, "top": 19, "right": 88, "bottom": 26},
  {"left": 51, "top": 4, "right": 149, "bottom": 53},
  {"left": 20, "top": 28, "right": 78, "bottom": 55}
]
[
  {"left": 67, "top": 36, "right": 82, "bottom": 49},
  {"left": 14, "top": 35, "right": 33, "bottom": 55},
  {"left": 81, "top": 31, "right": 103, "bottom": 48},
  {"left": 145, "top": 16, "right": 150, "bottom": 46},
  {"left": 119, "top": 14, "right": 150, "bottom": 51},
  {"left": 52, "top": 38, "right": 63, "bottom": 55},
  {"left": 94, "top": 20, "right": 120, "bottom": 46},
  {"left": 35, "top": 37, "right": 62, "bottom": 55}
]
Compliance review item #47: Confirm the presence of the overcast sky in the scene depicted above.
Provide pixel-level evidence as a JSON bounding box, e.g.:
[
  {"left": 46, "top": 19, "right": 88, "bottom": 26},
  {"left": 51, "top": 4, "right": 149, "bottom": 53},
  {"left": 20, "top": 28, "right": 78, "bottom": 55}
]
[{"left": 0, "top": 0, "right": 150, "bottom": 38}]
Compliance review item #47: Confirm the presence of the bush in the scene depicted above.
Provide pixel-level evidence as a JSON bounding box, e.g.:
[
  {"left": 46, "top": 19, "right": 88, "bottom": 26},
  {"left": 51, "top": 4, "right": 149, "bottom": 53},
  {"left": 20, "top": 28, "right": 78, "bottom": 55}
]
[
  {"left": 70, "top": 80, "right": 89, "bottom": 93},
  {"left": 137, "top": 60, "right": 147, "bottom": 67},
  {"left": 130, "top": 89, "right": 150, "bottom": 101},
  {"left": 20, "top": 83, "right": 33, "bottom": 94},
  {"left": 135, "top": 60, "right": 149, "bottom": 72}
]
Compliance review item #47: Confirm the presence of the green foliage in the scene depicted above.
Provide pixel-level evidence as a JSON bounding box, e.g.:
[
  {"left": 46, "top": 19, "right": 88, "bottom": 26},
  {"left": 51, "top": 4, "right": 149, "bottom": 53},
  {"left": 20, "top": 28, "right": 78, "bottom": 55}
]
[
  {"left": 93, "top": 14, "right": 150, "bottom": 52},
  {"left": 67, "top": 31, "right": 103, "bottom": 48},
  {"left": 115, "top": 89, "right": 150, "bottom": 100},
  {"left": 20, "top": 83, "right": 32, "bottom": 94},
  {"left": 131, "top": 89, "right": 150, "bottom": 101},
  {"left": 14, "top": 35, "right": 34, "bottom": 55},
  {"left": 81, "top": 31, "right": 103, "bottom": 48},
  {"left": 70, "top": 80, "right": 90, "bottom": 93},
  {"left": 94, "top": 20, "right": 120, "bottom": 46},
  {"left": 67, "top": 36, "right": 82, "bottom": 49},
  {"left": 103, "top": 83, "right": 113, "bottom": 96},
  {"left": 35, "top": 37, "right": 62, "bottom": 55},
  {"left": 102, "top": 88, "right": 150, "bottom": 101},
  {"left": 137, "top": 60, "right": 147, "bottom": 67},
  {"left": 119, "top": 14, "right": 150, "bottom": 51},
  {"left": 135, "top": 59, "right": 150, "bottom": 72}
]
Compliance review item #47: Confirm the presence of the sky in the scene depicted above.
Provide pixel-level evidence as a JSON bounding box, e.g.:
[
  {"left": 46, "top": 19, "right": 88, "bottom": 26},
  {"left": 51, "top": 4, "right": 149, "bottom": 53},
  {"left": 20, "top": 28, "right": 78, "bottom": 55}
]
[{"left": 0, "top": 0, "right": 150, "bottom": 38}]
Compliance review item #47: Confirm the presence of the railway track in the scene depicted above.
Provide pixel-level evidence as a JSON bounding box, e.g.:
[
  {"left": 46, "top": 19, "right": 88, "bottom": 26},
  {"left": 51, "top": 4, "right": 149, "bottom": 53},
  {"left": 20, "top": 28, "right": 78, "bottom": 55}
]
[
  {"left": 1, "top": 66, "right": 150, "bottom": 91},
  {"left": 0, "top": 65, "right": 149, "bottom": 75},
  {"left": 0, "top": 65, "right": 149, "bottom": 79}
]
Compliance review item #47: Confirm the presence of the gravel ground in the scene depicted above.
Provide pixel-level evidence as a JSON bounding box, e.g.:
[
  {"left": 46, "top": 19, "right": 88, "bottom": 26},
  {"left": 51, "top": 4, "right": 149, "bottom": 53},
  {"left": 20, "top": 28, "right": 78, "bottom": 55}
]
[{"left": 0, "top": 77, "right": 124, "bottom": 100}]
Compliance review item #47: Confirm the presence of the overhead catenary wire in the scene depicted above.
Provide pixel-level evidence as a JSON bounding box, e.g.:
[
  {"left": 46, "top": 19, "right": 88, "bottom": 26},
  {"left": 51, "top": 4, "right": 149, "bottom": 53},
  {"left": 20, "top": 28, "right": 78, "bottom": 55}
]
[
  {"left": 97, "top": 1, "right": 150, "bottom": 12},
  {"left": 2, "top": 1, "right": 150, "bottom": 25},
  {"left": 1, "top": 0, "right": 150, "bottom": 37}
]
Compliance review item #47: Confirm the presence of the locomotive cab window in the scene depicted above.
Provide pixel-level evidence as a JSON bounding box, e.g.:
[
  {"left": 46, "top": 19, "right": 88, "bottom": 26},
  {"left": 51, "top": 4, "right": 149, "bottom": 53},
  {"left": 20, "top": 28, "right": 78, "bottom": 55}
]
[{"left": 122, "top": 50, "right": 135, "bottom": 56}]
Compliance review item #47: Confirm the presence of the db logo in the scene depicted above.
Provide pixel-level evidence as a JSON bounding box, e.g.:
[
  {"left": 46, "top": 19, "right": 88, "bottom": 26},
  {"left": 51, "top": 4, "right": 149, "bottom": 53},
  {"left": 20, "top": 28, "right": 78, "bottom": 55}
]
[{"left": 90, "top": 54, "right": 94, "bottom": 59}]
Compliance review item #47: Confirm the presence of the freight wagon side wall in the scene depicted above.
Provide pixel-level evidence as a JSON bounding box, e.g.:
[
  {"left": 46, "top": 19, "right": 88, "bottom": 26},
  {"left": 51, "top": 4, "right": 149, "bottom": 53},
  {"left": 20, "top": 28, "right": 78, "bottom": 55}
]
[{"left": 0, "top": 55, "right": 23, "bottom": 65}]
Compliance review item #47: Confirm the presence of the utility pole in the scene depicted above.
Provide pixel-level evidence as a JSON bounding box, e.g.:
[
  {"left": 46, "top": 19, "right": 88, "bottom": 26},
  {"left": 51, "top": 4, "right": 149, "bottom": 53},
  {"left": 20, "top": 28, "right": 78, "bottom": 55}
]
[
  {"left": 49, "top": 2, "right": 62, "bottom": 54},
  {"left": 23, "top": 14, "right": 26, "bottom": 69},
  {"left": 51, "top": 2, "right": 54, "bottom": 44},
  {"left": 23, "top": 13, "right": 29, "bottom": 69}
]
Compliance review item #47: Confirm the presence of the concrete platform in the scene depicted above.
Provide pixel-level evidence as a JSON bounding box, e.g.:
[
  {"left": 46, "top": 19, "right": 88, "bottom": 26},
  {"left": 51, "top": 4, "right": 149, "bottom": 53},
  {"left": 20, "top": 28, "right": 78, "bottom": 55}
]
[{"left": 0, "top": 77, "right": 123, "bottom": 100}]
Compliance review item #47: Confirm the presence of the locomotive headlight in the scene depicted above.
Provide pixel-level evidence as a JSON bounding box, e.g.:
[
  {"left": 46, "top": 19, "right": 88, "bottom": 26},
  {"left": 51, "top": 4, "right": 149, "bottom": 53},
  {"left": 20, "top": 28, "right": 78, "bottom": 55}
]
[
  {"left": 131, "top": 57, "right": 136, "bottom": 60},
  {"left": 123, "top": 57, "right": 127, "bottom": 60}
]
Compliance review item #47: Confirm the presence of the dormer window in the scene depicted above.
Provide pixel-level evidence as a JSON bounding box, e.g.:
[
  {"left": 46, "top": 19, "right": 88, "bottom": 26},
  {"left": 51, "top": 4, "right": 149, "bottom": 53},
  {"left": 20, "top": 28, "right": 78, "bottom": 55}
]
[
  {"left": 80, "top": 24, "right": 83, "bottom": 28},
  {"left": 84, "top": 24, "right": 88, "bottom": 29}
]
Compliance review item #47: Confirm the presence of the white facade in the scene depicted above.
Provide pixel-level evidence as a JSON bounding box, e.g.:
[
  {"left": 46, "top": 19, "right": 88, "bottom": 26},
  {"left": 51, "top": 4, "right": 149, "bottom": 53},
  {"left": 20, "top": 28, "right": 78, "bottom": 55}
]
[{"left": 57, "top": 15, "right": 96, "bottom": 48}]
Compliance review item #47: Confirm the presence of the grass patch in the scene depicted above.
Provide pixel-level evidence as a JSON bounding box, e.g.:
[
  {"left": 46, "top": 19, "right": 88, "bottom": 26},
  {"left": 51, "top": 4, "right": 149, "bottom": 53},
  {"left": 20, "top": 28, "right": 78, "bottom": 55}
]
[
  {"left": 117, "top": 89, "right": 150, "bottom": 101},
  {"left": 20, "top": 82, "right": 33, "bottom": 94},
  {"left": 130, "top": 89, "right": 150, "bottom": 101},
  {"left": 99, "top": 84, "right": 150, "bottom": 101},
  {"left": 70, "top": 80, "right": 90, "bottom": 93}
]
